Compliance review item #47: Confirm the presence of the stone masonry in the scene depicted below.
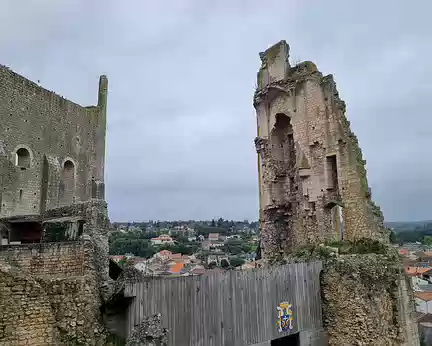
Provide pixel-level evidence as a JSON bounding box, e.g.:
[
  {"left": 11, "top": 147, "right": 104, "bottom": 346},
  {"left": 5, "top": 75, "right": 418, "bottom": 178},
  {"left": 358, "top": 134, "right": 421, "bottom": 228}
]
[
  {"left": 0, "top": 64, "right": 112, "bottom": 345},
  {"left": 0, "top": 65, "right": 107, "bottom": 218},
  {"left": 321, "top": 254, "right": 420, "bottom": 346},
  {"left": 0, "top": 242, "right": 87, "bottom": 276},
  {"left": 254, "top": 40, "right": 389, "bottom": 257},
  {"left": 253, "top": 41, "right": 419, "bottom": 346},
  {"left": 0, "top": 262, "right": 59, "bottom": 345},
  {"left": 0, "top": 201, "right": 112, "bottom": 345}
]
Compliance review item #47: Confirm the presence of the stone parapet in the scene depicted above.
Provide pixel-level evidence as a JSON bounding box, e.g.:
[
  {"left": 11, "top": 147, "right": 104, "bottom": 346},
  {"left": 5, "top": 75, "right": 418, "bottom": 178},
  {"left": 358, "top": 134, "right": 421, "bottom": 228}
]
[{"left": 321, "top": 254, "right": 420, "bottom": 346}]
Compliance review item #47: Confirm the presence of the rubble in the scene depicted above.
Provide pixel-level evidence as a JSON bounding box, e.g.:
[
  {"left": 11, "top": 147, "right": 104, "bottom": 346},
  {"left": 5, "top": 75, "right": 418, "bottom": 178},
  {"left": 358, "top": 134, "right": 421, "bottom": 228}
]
[{"left": 126, "top": 314, "right": 169, "bottom": 346}]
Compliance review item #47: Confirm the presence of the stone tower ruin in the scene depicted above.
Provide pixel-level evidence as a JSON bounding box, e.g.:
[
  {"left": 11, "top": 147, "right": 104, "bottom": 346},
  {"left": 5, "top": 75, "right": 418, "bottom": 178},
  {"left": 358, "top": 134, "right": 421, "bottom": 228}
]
[
  {"left": 0, "top": 65, "right": 107, "bottom": 218},
  {"left": 254, "top": 40, "right": 389, "bottom": 257},
  {"left": 0, "top": 66, "right": 112, "bottom": 344}
]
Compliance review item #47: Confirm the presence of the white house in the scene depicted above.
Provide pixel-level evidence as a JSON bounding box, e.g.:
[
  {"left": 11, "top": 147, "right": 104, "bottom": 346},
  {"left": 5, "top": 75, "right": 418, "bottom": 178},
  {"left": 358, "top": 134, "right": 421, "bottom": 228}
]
[
  {"left": 150, "top": 234, "right": 174, "bottom": 246},
  {"left": 412, "top": 276, "right": 429, "bottom": 291},
  {"left": 208, "top": 233, "right": 220, "bottom": 242},
  {"left": 414, "top": 292, "right": 432, "bottom": 314}
]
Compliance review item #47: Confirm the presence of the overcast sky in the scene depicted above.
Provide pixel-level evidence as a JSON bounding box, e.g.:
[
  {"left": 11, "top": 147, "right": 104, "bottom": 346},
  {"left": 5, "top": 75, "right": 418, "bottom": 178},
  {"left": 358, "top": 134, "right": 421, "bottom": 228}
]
[{"left": 1, "top": 1, "right": 431, "bottom": 222}]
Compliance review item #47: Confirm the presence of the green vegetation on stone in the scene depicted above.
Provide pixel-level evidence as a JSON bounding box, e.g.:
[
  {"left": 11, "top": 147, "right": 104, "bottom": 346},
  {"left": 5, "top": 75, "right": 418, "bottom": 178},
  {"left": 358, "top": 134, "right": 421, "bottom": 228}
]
[{"left": 292, "top": 238, "right": 391, "bottom": 263}]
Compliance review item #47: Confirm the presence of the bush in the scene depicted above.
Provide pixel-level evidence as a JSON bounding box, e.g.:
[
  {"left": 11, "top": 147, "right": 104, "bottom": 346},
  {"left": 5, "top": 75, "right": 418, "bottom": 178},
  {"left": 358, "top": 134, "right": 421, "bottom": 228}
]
[
  {"left": 220, "top": 259, "right": 230, "bottom": 268},
  {"left": 229, "top": 257, "right": 245, "bottom": 267}
]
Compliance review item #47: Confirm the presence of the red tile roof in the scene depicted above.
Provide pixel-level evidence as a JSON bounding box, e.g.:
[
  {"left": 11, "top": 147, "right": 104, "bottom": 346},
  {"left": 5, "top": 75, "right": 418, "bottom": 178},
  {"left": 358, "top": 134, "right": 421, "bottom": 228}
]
[
  {"left": 170, "top": 253, "right": 182, "bottom": 260},
  {"left": 110, "top": 255, "right": 124, "bottom": 262},
  {"left": 405, "top": 266, "right": 432, "bottom": 275},
  {"left": 169, "top": 262, "right": 184, "bottom": 274},
  {"left": 415, "top": 292, "right": 432, "bottom": 302},
  {"left": 418, "top": 313, "right": 432, "bottom": 323}
]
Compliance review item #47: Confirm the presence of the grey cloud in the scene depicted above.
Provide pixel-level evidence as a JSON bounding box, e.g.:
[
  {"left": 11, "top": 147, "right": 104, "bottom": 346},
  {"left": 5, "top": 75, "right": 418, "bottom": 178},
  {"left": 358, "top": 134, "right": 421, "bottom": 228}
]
[{"left": 2, "top": 0, "right": 432, "bottom": 222}]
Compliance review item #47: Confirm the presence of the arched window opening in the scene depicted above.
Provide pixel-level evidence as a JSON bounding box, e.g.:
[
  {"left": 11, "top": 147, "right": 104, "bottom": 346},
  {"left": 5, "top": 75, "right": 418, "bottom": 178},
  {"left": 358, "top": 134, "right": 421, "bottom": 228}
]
[
  {"left": 270, "top": 113, "right": 293, "bottom": 162},
  {"left": 16, "top": 148, "right": 31, "bottom": 169},
  {"left": 60, "top": 160, "right": 75, "bottom": 206},
  {"left": 269, "top": 113, "right": 296, "bottom": 201},
  {"left": 63, "top": 160, "right": 74, "bottom": 174}
]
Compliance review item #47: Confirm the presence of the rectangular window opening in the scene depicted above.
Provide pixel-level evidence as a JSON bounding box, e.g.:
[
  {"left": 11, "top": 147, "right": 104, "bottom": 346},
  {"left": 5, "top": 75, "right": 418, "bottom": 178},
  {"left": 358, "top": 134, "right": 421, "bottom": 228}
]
[{"left": 326, "top": 154, "right": 338, "bottom": 191}]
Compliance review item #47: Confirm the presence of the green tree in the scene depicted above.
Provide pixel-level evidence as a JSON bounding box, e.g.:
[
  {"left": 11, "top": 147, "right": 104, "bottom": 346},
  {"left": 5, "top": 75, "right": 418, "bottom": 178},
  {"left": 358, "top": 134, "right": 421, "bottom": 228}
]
[
  {"left": 423, "top": 236, "right": 432, "bottom": 246},
  {"left": 220, "top": 259, "right": 230, "bottom": 268},
  {"left": 229, "top": 257, "right": 245, "bottom": 267},
  {"left": 389, "top": 229, "right": 397, "bottom": 244},
  {"left": 241, "top": 243, "right": 254, "bottom": 253},
  {"left": 176, "top": 235, "right": 190, "bottom": 244},
  {"left": 224, "top": 239, "right": 244, "bottom": 255}
]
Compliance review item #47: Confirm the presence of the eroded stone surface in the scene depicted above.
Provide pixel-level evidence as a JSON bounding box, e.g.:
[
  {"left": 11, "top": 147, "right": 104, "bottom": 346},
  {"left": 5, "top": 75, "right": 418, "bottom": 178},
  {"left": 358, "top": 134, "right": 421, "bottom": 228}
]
[
  {"left": 0, "top": 64, "right": 111, "bottom": 346},
  {"left": 0, "top": 202, "right": 111, "bottom": 345},
  {"left": 321, "top": 254, "right": 420, "bottom": 346},
  {"left": 126, "top": 314, "right": 168, "bottom": 346},
  {"left": 254, "top": 40, "right": 389, "bottom": 258},
  {"left": 0, "top": 262, "right": 58, "bottom": 345},
  {"left": 254, "top": 41, "right": 418, "bottom": 346},
  {"left": 0, "top": 65, "right": 107, "bottom": 217}
]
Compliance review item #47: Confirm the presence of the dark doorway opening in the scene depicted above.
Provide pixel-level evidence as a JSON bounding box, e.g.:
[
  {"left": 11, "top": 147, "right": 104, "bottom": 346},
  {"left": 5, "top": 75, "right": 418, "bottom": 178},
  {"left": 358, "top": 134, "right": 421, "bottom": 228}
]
[{"left": 271, "top": 332, "right": 300, "bottom": 346}]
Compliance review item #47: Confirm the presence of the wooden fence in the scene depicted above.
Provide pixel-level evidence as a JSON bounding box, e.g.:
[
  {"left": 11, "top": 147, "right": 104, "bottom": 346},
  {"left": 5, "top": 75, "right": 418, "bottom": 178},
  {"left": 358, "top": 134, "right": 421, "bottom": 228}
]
[{"left": 124, "top": 262, "right": 324, "bottom": 346}]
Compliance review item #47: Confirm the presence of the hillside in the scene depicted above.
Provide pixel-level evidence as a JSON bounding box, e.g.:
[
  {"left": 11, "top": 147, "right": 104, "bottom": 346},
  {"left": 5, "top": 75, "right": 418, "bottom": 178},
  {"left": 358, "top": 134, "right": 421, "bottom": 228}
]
[{"left": 385, "top": 221, "right": 432, "bottom": 232}]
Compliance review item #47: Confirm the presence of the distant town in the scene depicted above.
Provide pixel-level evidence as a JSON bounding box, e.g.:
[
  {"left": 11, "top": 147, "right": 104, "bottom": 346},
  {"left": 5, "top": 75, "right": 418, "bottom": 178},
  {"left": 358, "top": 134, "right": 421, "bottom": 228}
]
[
  {"left": 109, "top": 219, "right": 260, "bottom": 277},
  {"left": 386, "top": 220, "right": 432, "bottom": 341}
]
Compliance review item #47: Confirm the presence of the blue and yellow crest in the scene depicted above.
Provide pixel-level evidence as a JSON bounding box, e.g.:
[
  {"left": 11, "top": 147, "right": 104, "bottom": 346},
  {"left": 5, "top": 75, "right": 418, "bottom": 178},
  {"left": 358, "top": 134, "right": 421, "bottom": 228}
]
[{"left": 277, "top": 302, "right": 294, "bottom": 332}]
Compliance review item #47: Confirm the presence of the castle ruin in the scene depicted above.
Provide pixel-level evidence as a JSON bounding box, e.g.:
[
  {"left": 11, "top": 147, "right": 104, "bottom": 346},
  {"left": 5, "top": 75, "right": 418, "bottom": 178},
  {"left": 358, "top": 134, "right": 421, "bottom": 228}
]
[
  {"left": 0, "top": 40, "right": 421, "bottom": 346},
  {"left": 0, "top": 65, "right": 112, "bottom": 345},
  {"left": 254, "top": 40, "right": 389, "bottom": 258},
  {"left": 254, "top": 41, "right": 419, "bottom": 346},
  {"left": 0, "top": 66, "right": 107, "bottom": 220}
]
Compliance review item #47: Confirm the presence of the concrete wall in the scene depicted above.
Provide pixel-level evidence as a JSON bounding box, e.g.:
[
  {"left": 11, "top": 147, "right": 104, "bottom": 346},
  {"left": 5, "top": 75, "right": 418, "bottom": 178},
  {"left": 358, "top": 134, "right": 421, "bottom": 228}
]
[
  {"left": 0, "top": 65, "right": 107, "bottom": 217},
  {"left": 124, "top": 262, "right": 326, "bottom": 346}
]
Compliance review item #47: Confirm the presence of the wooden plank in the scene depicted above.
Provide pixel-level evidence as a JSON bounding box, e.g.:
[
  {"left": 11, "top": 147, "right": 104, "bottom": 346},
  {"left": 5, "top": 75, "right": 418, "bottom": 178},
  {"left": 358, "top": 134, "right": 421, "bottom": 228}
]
[{"left": 124, "top": 262, "right": 324, "bottom": 346}]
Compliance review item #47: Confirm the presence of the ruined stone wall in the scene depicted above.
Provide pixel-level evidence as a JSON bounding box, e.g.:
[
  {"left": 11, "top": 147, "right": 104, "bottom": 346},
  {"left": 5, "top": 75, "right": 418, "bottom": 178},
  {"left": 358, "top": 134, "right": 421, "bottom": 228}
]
[
  {"left": 38, "top": 275, "right": 106, "bottom": 345},
  {"left": 0, "top": 262, "right": 59, "bottom": 345},
  {"left": 0, "top": 242, "right": 87, "bottom": 276},
  {"left": 254, "top": 40, "right": 388, "bottom": 257},
  {"left": 0, "top": 262, "right": 107, "bottom": 345},
  {"left": 0, "top": 65, "right": 107, "bottom": 218},
  {"left": 321, "top": 254, "right": 419, "bottom": 346},
  {"left": 0, "top": 201, "right": 110, "bottom": 280},
  {"left": 0, "top": 201, "right": 111, "bottom": 345},
  {"left": 44, "top": 200, "right": 112, "bottom": 298}
]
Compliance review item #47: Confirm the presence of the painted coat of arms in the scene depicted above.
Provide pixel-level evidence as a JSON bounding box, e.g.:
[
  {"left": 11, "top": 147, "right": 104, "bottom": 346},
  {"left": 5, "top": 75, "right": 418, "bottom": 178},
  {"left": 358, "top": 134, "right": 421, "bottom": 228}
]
[{"left": 277, "top": 302, "right": 294, "bottom": 332}]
